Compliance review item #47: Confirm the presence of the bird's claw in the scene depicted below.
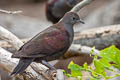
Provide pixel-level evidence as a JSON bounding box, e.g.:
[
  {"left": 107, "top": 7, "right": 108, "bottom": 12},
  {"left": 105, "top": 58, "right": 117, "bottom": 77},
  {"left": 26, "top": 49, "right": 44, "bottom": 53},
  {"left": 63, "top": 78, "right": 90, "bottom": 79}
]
[{"left": 41, "top": 60, "right": 56, "bottom": 70}]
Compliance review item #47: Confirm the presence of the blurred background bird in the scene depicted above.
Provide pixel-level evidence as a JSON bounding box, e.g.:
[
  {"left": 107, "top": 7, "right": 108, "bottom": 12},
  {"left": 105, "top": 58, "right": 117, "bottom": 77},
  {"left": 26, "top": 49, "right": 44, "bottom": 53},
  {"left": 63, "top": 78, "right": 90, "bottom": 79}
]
[
  {"left": 10, "top": 12, "right": 84, "bottom": 76},
  {"left": 45, "top": 0, "right": 79, "bottom": 23}
]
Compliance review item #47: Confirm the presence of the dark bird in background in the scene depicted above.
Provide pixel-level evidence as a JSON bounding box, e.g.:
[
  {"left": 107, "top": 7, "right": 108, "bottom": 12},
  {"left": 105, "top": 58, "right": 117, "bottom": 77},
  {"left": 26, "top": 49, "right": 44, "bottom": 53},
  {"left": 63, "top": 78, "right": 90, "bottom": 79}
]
[
  {"left": 46, "top": 0, "right": 79, "bottom": 23},
  {"left": 10, "top": 12, "right": 84, "bottom": 76}
]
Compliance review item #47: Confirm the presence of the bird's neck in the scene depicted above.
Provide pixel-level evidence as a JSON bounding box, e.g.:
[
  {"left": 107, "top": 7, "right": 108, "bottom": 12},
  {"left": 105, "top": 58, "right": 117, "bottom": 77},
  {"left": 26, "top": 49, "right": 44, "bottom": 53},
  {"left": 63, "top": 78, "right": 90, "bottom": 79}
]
[{"left": 57, "top": 21, "right": 74, "bottom": 43}]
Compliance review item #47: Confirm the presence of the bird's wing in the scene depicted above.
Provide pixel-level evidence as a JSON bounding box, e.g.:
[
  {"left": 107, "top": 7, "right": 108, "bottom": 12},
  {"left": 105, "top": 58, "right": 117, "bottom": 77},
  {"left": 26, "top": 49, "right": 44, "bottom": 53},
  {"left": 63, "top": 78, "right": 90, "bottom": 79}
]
[{"left": 12, "top": 26, "right": 70, "bottom": 58}]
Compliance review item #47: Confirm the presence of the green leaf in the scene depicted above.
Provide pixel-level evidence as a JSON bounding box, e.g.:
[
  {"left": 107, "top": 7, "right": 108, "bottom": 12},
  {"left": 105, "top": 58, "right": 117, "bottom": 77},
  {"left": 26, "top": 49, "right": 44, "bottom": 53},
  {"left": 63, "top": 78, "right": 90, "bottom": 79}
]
[
  {"left": 90, "top": 46, "right": 96, "bottom": 56},
  {"left": 77, "top": 76, "right": 82, "bottom": 80},
  {"left": 83, "top": 62, "right": 88, "bottom": 71},
  {"left": 68, "top": 61, "right": 82, "bottom": 77},
  {"left": 90, "top": 76, "right": 100, "bottom": 80},
  {"left": 100, "top": 45, "right": 120, "bottom": 70},
  {"left": 93, "top": 59, "right": 106, "bottom": 77}
]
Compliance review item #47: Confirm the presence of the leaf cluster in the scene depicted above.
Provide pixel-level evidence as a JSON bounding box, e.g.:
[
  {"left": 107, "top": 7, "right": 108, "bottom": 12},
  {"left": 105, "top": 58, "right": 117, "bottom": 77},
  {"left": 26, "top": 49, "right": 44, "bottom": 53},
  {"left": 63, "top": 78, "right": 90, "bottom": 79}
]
[{"left": 64, "top": 45, "right": 120, "bottom": 80}]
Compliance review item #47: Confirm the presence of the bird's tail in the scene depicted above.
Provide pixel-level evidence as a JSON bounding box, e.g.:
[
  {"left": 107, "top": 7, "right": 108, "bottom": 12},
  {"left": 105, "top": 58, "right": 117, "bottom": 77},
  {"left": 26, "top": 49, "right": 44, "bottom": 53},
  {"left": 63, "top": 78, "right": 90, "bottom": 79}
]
[{"left": 10, "top": 58, "right": 34, "bottom": 76}]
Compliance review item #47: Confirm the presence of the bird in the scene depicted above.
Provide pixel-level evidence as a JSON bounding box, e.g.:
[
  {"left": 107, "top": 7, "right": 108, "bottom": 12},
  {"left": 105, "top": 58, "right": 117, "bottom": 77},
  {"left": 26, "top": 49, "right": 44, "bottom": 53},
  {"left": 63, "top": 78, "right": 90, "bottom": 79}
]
[
  {"left": 10, "top": 12, "right": 84, "bottom": 76},
  {"left": 46, "top": 0, "right": 79, "bottom": 23}
]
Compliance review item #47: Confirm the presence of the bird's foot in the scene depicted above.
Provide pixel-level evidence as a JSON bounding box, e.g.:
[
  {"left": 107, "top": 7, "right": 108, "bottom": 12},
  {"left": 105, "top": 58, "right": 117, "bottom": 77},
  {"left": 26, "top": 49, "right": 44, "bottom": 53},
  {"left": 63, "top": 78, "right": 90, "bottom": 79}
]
[
  {"left": 41, "top": 60, "right": 57, "bottom": 79},
  {"left": 41, "top": 60, "right": 56, "bottom": 70}
]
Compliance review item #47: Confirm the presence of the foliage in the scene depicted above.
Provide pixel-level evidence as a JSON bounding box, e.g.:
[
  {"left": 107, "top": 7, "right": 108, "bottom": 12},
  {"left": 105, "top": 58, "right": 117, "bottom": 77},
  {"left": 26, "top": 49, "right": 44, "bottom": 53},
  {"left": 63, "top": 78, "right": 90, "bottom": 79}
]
[{"left": 64, "top": 45, "right": 120, "bottom": 80}]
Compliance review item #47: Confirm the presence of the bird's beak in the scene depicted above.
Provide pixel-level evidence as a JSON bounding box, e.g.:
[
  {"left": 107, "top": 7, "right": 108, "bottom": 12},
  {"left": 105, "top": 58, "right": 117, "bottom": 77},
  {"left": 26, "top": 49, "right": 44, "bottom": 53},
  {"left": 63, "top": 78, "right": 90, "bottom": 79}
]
[{"left": 78, "top": 19, "right": 85, "bottom": 24}]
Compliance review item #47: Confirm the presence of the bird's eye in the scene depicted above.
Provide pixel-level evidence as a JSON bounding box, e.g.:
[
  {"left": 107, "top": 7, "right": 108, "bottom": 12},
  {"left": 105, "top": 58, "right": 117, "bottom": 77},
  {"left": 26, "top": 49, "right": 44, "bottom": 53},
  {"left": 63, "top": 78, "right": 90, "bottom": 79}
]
[{"left": 72, "top": 17, "right": 76, "bottom": 20}]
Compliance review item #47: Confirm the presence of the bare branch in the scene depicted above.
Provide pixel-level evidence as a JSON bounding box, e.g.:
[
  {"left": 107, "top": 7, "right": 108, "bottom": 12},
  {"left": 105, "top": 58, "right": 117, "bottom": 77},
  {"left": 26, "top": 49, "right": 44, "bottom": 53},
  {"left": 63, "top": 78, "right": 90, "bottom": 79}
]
[
  {"left": 0, "top": 47, "right": 19, "bottom": 77},
  {"left": 74, "top": 25, "right": 120, "bottom": 49},
  {"left": 68, "top": 44, "right": 99, "bottom": 55},
  {"left": 71, "top": 0, "right": 95, "bottom": 12},
  {"left": 0, "top": 9, "right": 22, "bottom": 14},
  {"left": 56, "top": 69, "right": 65, "bottom": 80},
  {"left": 0, "top": 26, "right": 23, "bottom": 50},
  {"left": 0, "top": 47, "right": 51, "bottom": 80},
  {"left": 31, "top": 63, "right": 64, "bottom": 80}
]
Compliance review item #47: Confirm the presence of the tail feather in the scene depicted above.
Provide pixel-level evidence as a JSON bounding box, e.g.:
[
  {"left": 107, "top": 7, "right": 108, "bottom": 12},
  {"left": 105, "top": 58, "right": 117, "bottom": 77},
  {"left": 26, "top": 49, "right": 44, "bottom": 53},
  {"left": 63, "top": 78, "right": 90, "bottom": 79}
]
[{"left": 10, "top": 58, "right": 33, "bottom": 76}]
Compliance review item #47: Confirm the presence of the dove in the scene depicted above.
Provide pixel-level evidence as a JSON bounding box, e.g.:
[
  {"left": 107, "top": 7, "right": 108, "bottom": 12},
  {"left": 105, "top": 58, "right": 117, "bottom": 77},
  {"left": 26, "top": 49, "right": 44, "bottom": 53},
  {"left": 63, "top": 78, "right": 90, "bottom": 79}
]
[{"left": 11, "top": 12, "right": 84, "bottom": 76}]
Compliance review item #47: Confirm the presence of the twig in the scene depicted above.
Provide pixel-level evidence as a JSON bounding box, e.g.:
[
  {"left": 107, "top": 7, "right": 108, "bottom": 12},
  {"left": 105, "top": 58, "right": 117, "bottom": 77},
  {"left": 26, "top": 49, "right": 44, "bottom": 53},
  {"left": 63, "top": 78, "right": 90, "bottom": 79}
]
[
  {"left": 71, "top": 0, "right": 95, "bottom": 12},
  {"left": 0, "top": 9, "right": 22, "bottom": 14}
]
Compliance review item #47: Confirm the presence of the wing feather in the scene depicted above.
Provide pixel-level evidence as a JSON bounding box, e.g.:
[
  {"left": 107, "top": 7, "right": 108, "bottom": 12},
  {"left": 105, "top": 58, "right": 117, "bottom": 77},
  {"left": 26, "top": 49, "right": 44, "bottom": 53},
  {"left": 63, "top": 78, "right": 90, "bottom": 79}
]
[{"left": 12, "top": 26, "right": 69, "bottom": 58}]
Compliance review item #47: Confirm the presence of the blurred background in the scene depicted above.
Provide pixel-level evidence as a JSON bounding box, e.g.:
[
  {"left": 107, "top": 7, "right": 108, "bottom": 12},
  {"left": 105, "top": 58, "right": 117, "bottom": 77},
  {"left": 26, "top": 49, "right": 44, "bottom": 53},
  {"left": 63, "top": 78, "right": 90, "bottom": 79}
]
[
  {"left": 0, "top": 0, "right": 120, "bottom": 80},
  {"left": 0, "top": 0, "right": 117, "bottom": 39}
]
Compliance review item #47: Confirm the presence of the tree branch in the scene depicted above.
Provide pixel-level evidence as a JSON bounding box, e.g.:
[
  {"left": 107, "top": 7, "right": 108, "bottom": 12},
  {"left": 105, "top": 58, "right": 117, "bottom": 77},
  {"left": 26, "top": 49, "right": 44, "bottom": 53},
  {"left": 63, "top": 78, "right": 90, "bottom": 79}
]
[
  {"left": 0, "top": 47, "right": 46, "bottom": 80},
  {"left": 0, "top": 26, "right": 23, "bottom": 50},
  {"left": 0, "top": 9, "right": 22, "bottom": 14},
  {"left": 71, "top": 0, "right": 95, "bottom": 12},
  {"left": 74, "top": 25, "right": 120, "bottom": 49},
  {"left": 56, "top": 69, "right": 65, "bottom": 80},
  {"left": 67, "top": 44, "right": 99, "bottom": 56}
]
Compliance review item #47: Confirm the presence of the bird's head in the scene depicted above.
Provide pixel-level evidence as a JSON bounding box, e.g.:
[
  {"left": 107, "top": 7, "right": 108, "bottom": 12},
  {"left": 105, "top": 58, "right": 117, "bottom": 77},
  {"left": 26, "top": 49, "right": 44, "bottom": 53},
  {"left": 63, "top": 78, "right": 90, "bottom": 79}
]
[
  {"left": 66, "top": 0, "right": 78, "bottom": 7},
  {"left": 60, "top": 12, "right": 84, "bottom": 25}
]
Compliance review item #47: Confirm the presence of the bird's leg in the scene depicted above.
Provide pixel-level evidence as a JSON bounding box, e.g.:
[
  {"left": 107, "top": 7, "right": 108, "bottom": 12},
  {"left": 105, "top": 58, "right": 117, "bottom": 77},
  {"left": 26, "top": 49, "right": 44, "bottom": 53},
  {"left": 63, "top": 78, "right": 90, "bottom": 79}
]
[
  {"left": 41, "top": 60, "right": 56, "bottom": 70},
  {"left": 41, "top": 60, "right": 57, "bottom": 80}
]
